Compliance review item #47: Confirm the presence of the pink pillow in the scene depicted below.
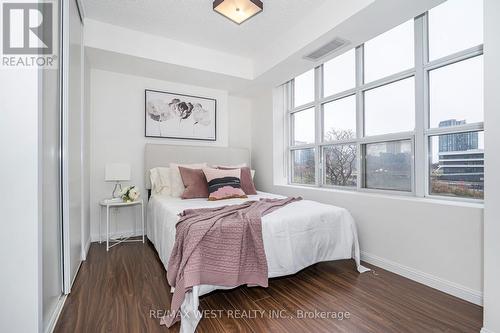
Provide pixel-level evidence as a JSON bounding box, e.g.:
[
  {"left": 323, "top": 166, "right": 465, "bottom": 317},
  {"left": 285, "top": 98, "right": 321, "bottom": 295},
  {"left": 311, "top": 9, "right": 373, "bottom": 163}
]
[
  {"left": 202, "top": 168, "right": 247, "bottom": 201},
  {"left": 178, "top": 167, "right": 209, "bottom": 199},
  {"left": 217, "top": 166, "right": 257, "bottom": 195}
]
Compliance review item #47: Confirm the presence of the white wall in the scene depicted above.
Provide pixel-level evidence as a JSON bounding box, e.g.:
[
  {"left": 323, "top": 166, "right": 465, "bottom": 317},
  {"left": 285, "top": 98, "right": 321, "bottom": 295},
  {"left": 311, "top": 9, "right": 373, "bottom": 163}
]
[
  {"left": 251, "top": 89, "right": 484, "bottom": 305},
  {"left": 482, "top": 0, "right": 500, "bottom": 331},
  {"left": 228, "top": 96, "right": 252, "bottom": 150},
  {"left": 0, "top": 70, "right": 41, "bottom": 332},
  {"left": 89, "top": 69, "right": 252, "bottom": 240},
  {"left": 84, "top": 19, "right": 253, "bottom": 80}
]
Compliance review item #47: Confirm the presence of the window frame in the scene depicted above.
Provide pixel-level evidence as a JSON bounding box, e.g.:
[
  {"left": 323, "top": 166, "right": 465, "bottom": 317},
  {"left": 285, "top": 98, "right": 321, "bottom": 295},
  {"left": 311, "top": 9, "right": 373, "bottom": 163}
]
[
  {"left": 361, "top": 137, "right": 415, "bottom": 194},
  {"left": 285, "top": 10, "right": 484, "bottom": 202},
  {"left": 289, "top": 147, "right": 317, "bottom": 186},
  {"left": 321, "top": 143, "right": 358, "bottom": 189},
  {"left": 427, "top": 130, "right": 484, "bottom": 200}
]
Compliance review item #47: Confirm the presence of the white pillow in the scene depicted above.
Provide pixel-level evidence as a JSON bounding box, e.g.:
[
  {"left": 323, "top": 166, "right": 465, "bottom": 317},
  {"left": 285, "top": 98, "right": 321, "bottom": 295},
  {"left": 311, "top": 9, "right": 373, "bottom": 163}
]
[
  {"left": 212, "top": 164, "right": 254, "bottom": 179},
  {"left": 150, "top": 167, "right": 171, "bottom": 195},
  {"left": 169, "top": 163, "right": 207, "bottom": 197},
  {"left": 211, "top": 163, "right": 247, "bottom": 168}
]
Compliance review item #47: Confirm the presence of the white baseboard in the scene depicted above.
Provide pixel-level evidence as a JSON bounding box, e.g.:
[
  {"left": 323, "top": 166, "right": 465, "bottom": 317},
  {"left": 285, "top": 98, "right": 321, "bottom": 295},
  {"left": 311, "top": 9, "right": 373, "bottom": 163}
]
[
  {"left": 70, "top": 259, "right": 84, "bottom": 292},
  {"left": 481, "top": 328, "right": 496, "bottom": 333},
  {"left": 45, "top": 294, "right": 67, "bottom": 333},
  {"left": 361, "top": 251, "right": 483, "bottom": 306}
]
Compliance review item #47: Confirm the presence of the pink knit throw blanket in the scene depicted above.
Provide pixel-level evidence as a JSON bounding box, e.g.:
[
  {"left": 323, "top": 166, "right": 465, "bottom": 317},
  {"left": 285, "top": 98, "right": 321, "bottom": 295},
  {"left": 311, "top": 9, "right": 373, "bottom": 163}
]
[{"left": 161, "top": 197, "right": 301, "bottom": 327}]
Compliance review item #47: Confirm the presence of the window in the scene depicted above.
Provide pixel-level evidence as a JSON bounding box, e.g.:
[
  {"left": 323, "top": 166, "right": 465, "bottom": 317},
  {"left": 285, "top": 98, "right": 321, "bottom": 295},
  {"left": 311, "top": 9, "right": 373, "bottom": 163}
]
[
  {"left": 429, "top": 132, "right": 484, "bottom": 199},
  {"left": 364, "top": 78, "right": 415, "bottom": 136},
  {"left": 285, "top": 0, "right": 483, "bottom": 201},
  {"left": 425, "top": 0, "right": 484, "bottom": 200},
  {"left": 364, "top": 20, "right": 414, "bottom": 83},
  {"left": 429, "top": 56, "right": 484, "bottom": 128},
  {"left": 428, "top": 0, "right": 483, "bottom": 61},
  {"left": 323, "top": 49, "right": 356, "bottom": 97},
  {"left": 293, "top": 69, "right": 314, "bottom": 107},
  {"left": 323, "top": 95, "right": 356, "bottom": 140},
  {"left": 291, "top": 149, "right": 315, "bottom": 185},
  {"left": 323, "top": 144, "right": 357, "bottom": 187},
  {"left": 292, "top": 107, "right": 315, "bottom": 145},
  {"left": 364, "top": 140, "right": 412, "bottom": 192}
]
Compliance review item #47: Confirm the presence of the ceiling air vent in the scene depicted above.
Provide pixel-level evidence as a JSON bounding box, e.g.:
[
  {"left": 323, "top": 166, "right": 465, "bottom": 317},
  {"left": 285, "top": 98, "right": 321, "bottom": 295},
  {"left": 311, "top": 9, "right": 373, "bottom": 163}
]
[{"left": 303, "top": 38, "right": 350, "bottom": 61}]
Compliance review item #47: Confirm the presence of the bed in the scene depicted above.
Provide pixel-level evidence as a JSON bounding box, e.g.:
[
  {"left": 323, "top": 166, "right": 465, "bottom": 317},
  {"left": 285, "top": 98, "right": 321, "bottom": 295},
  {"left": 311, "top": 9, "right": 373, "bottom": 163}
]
[{"left": 144, "top": 144, "right": 368, "bottom": 333}]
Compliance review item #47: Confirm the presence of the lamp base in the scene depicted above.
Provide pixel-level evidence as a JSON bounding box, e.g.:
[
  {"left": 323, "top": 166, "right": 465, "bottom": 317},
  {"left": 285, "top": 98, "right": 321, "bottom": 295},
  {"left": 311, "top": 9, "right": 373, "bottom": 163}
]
[{"left": 112, "top": 182, "right": 123, "bottom": 198}]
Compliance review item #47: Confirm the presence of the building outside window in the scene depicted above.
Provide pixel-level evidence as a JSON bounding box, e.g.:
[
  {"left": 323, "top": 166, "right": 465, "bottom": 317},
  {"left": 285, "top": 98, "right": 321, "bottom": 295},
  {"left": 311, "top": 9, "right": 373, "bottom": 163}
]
[{"left": 430, "top": 123, "right": 484, "bottom": 198}]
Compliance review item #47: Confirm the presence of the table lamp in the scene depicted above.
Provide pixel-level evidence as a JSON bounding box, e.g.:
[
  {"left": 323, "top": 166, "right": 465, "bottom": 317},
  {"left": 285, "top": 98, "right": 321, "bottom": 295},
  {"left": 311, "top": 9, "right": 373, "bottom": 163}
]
[{"left": 105, "top": 163, "right": 131, "bottom": 198}]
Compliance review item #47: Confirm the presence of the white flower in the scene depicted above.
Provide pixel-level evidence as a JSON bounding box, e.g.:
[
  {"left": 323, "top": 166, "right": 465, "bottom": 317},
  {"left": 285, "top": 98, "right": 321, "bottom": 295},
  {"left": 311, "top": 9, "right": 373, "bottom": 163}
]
[
  {"left": 147, "top": 100, "right": 173, "bottom": 122},
  {"left": 128, "top": 187, "right": 140, "bottom": 201},
  {"left": 120, "top": 186, "right": 130, "bottom": 196}
]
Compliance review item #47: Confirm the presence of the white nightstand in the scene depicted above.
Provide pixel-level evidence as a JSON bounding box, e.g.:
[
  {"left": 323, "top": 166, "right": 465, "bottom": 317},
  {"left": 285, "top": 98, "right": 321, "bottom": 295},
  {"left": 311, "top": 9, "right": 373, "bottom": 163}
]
[{"left": 99, "top": 198, "right": 145, "bottom": 251}]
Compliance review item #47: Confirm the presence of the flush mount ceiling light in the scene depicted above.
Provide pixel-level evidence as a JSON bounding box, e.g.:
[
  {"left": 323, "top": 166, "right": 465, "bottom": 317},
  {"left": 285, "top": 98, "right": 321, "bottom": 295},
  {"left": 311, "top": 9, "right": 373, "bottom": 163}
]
[{"left": 213, "top": 0, "right": 263, "bottom": 25}]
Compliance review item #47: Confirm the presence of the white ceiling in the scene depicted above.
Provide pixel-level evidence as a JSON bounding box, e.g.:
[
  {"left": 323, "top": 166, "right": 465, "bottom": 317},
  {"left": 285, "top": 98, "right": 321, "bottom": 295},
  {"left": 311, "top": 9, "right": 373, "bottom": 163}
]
[
  {"left": 81, "top": 0, "right": 328, "bottom": 59},
  {"left": 82, "top": 0, "right": 445, "bottom": 97}
]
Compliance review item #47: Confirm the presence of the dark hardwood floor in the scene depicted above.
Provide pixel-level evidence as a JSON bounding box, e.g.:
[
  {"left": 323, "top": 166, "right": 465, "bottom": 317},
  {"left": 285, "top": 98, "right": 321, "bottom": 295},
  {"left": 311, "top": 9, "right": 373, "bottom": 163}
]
[{"left": 54, "top": 240, "right": 482, "bottom": 333}]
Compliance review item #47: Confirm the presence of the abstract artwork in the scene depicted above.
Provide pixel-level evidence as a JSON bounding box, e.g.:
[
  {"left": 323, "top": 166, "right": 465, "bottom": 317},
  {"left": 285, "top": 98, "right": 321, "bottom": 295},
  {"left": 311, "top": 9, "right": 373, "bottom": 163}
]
[{"left": 145, "top": 89, "right": 216, "bottom": 141}]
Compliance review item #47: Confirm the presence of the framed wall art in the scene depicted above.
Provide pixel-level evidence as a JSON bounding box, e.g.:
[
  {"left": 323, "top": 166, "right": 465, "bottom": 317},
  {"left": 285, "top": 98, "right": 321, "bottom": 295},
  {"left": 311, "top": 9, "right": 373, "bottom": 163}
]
[{"left": 145, "top": 89, "right": 216, "bottom": 141}]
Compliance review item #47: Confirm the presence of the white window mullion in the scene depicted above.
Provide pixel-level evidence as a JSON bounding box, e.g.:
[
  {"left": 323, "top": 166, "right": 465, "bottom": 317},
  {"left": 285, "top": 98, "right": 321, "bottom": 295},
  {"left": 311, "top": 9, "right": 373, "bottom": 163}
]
[
  {"left": 359, "top": 131, "right": 414, "bottom": 144},
  {"left": 314, "top": 66, "right": 322, "bottom": 187},
  {"left": 422, "top": 15, "right": 432, "bottom": 199},
  {"left": 286, "top": 81, "right": 293, "bottom": 183},
  {"left": 414, "top": 14, "right": 428, "bottom": 197},
  {"left": 284, "top": 82, "right": 291, "bottom": 180},
  {"left": 425, "top": 122, "right": 484, "bottom": 136},
  {"left": 355, "top": 45, "right": 364, "bottom": 190}
]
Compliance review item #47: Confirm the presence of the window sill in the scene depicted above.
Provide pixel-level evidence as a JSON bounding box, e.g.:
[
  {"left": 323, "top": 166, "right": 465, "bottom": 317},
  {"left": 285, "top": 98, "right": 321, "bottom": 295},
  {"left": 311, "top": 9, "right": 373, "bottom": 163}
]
[{"left": 275, "top": 183, "right": 484, "bottom": 209}]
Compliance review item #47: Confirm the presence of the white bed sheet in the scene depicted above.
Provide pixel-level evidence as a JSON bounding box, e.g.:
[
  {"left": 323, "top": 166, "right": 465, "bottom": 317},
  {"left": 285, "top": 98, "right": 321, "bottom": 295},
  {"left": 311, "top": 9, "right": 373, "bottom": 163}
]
[{"left": 147, "top": 192, "right": 368, "bottom": 333}]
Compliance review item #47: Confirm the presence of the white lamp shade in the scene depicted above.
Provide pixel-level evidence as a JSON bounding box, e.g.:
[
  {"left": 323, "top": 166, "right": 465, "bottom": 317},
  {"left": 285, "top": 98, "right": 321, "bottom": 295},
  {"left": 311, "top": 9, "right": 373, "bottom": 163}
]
[{"left": 105, "top": 163, "right": 131, "bottom": 182}]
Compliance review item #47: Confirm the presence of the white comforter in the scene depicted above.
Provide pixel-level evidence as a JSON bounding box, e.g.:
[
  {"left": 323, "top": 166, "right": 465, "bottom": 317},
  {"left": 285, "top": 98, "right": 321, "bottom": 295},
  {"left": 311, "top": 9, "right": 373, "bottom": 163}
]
[{"left": 147, "top": 192, "right": 368, "bottom": 333}]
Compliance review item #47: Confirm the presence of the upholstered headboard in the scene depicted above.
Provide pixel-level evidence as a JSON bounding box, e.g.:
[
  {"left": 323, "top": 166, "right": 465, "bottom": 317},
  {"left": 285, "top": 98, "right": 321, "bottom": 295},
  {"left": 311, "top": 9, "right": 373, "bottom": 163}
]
[{"left": 144, "top": 144, "right": 251, "bottom": 190}]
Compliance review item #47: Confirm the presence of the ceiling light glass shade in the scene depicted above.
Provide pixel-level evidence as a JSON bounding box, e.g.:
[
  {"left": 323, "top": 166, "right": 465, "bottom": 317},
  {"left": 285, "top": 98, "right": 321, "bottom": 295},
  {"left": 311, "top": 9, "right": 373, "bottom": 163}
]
[{"left": 213, "top": 0, "right": 263, "bottom": 24}]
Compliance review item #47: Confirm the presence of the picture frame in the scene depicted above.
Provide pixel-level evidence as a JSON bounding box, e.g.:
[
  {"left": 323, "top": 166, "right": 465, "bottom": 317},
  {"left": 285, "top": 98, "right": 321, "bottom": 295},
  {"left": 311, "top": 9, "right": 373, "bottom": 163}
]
[{"left": 145, "top": 89, "right": 217, "bottom": 141}]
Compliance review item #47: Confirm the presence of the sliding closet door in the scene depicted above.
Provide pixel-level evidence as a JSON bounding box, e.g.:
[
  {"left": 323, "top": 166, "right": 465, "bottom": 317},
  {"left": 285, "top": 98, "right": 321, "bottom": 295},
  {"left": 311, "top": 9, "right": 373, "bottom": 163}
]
[
  {"left": 42, "top": 70, "right": 63, "bottom": 331},
  {"left": 42, "top": 2, "right": 63, "bottom": 331},
  {"left": 62, "top": 0, "right": 84, "bottom": 289}
]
